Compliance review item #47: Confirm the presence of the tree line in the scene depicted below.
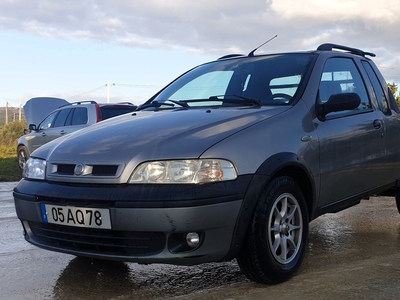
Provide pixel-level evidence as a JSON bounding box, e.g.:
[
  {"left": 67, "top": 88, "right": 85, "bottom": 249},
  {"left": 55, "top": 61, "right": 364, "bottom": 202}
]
[
  {"left": 388, "top": 82, "right": 400, "bottom": 107},
  {"left": 0, "top": 119, "right": 27, "bottom": 148}
]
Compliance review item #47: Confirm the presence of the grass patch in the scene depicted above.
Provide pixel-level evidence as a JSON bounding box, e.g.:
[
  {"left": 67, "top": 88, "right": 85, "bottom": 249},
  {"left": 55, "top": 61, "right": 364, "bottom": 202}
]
[
  {"left": 0, "top": 156, "right": 22, "bottom": 182},
  {"left": 0, "top": 145, "right": 16, "bottom": 158},
  {"left": 0, "top": 120, "right": 26, "bottom": 181},
  {"left": 0, "top": 146, "right": 22, "bottom": 182}
]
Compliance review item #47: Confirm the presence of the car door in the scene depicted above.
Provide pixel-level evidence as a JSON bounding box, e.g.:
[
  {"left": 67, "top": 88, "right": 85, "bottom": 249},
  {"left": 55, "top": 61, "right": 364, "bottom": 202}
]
[
  {"left": 29, "top": 110, "right": 60, "bottom": 151},
  {"left": 361, "top": 60, "right": 400, "bottom": 184},
  {"left": 60, "top": 107, "right": 89, "bottom": 134},
  {"left": 44, "top": 108, "right": 73, "bottom": 142},
  {"left": 315, "top": 57, "right": 387, "bottom": 208}
]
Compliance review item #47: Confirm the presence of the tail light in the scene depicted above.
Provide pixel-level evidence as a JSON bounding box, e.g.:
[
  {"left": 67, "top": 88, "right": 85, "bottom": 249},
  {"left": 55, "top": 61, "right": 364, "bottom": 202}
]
[{"left": 95, "top": 103, "right": 103, "bottom": 122}]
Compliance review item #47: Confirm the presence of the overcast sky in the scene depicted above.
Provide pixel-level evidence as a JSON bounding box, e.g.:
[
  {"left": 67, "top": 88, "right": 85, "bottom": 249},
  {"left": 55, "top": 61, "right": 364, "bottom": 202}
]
[{"left": 2, "top": 0, "right": 400, "bottom": 108}]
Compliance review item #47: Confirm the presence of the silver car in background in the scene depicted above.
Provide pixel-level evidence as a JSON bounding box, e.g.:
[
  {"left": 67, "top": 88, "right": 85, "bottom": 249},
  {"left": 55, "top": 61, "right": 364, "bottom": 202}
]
[{"left": 17, "top": 100, "right": 137, "bottom": 170}]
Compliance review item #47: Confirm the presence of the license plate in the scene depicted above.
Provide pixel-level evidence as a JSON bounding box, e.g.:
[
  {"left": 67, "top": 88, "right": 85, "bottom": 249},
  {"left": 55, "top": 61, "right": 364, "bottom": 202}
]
[{"left": 40, "top": 204, "right": 111, "bottom": 229}]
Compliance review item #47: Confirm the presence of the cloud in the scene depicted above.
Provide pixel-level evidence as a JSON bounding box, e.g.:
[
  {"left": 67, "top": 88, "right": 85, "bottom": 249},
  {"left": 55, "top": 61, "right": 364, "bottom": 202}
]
[
  {"left": 1, "top": 0, "right": 400, "bottom": 78},
  {"left": 0, "top": 0, "right": 397, "bottom": 50},
  {"left": 0, "top": 1, "right": 270, "bottom": 51},
  {"left": 271, "top": 0, "right": 400, "bottom": 22}
]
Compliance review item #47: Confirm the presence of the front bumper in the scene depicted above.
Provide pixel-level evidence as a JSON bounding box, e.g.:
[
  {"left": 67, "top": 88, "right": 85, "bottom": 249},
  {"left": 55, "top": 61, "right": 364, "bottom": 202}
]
[{"left": 13, "top": 177, "right": 251, "bottom": 265}]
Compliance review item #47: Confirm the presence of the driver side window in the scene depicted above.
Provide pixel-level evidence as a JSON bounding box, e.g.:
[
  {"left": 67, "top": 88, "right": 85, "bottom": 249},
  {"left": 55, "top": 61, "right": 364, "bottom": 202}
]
[
  {"left": 319, "top": 58, "right": 371, "bottom": 118},
  {"left": 39, "top": 111, "right": 58, "bottom": 131}
]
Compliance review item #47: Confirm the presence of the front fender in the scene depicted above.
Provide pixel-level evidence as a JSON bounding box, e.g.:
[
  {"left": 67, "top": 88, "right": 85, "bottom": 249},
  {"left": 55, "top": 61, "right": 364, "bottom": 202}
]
[{"left": 224, "top": 153, "right": 318, "bottom": 261}]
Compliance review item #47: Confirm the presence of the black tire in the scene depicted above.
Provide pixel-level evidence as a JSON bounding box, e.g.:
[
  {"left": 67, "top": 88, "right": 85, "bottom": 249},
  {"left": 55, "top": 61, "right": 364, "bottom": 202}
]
[
  {"left": 237, "top": 176, "right": 309, "bottom": 284},
  {"left": 17, "top": 145, "right": 30, "bottom": 171}
]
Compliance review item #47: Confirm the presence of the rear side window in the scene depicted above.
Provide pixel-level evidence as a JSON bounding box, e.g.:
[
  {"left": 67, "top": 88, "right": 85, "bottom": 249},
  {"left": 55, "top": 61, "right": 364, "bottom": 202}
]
[
  {"left": 70, "top": 107, "right": 88, "bottom": 125},
  {"left": 362, "top": 61, "right": 389, "bottom": 114},
  {"left": 100, "top": 106, "right": 136, "bottom": 120},
  {"left": 53, "top": 108, "right": 72, "bottom": 128}
]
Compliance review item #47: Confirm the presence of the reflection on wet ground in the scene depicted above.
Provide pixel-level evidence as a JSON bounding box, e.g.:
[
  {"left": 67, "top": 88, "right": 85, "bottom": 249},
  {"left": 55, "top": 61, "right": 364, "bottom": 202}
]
[
  {"left": 49, "top": 198, "right": 400, "bottom": 300},
  {"left": 53, "top": 258, "right": 247, "bottom": 300},
  {"left": 2, "top": 184, "right": 400, "bottom": 300},
  {"left": 305, "top": 198, "right": 400, "bottom": 271}
]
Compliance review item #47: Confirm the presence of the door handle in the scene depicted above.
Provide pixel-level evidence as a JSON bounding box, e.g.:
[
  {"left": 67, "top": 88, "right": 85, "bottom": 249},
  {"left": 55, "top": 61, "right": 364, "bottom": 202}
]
[
  {"left": 60, "top": 130, "right": 66, "bottom": 135},
  {"left": 373, "top": 119, "right": 382, "bottom": 129},
  {"left": 301, "top": 135, "right": 313, "bottom": 142}
]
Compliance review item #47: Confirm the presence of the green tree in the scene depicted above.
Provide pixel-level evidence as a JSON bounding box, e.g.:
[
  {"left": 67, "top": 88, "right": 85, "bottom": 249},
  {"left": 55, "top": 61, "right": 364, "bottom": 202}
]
[
  {"left": 388, "top": 82, "right": 400, "bottom": 107},
  {"left": 0, "top": 119, "right": 27, "bottom": 147}
]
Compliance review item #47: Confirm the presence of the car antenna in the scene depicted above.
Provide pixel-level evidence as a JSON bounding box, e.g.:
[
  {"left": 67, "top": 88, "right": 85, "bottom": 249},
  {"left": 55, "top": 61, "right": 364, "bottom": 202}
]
[{"left": 248, "top": 35, "right": 278, "bottom": 56}]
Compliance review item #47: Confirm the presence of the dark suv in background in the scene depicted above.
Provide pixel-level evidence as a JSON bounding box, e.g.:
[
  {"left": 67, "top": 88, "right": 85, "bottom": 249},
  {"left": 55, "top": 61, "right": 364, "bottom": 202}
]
[{"left": 17, "top": 100, "right": 137, "bottom": 170}]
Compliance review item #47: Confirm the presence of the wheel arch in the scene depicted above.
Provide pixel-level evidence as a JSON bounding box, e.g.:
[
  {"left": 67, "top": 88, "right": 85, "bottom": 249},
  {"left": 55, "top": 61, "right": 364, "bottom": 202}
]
[
  {"left": 17, "top": 140, "right": 30, "bottom": 153},
  {"left": 256, "top": 152, "right": 315, "bottom": 219},
  {"left": 224, "top": 152, "right": 316, "bottom": 261}
]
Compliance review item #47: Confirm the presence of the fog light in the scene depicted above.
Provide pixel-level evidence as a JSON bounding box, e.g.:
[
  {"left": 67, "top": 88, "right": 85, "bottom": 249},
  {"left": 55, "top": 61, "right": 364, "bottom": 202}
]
[
  {"left": 168, "top": 232, "right": 204, "bottom": 253},
  {"left": 186, "top": 232, "right": 200, "bottom": 248}
]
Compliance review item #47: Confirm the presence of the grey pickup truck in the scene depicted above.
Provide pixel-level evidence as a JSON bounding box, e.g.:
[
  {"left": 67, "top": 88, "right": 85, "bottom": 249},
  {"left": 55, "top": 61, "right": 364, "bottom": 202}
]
[{"left": 14, "top": 43, "right": 400, "bottom": 284}]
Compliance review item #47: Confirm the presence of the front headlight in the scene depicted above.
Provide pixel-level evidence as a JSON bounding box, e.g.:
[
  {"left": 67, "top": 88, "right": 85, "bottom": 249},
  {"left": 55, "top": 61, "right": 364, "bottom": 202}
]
[
  {"left": 23, "top": 158, "right": 46, "bottom": 180},
  {"left": 129, "top": 159, "right": 237, "bottom": 184}
]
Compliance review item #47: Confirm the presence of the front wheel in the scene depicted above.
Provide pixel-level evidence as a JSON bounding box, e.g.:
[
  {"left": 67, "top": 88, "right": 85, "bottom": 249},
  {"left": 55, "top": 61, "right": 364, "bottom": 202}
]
[
  {"left": 17, "top": 145, "right": 30, "bottom": 171},
  {"left": 237, "top": 176, "right": 309, "bottom": 284}
]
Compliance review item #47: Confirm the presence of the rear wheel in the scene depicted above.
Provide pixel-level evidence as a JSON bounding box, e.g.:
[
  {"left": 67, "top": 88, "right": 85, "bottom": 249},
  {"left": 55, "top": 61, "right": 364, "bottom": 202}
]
[
  {"left": 237, "top": 176, "right": 309, "bottom": 284},
  {"left": 17, "top": 145, "right": 30, "bottom": 171}
]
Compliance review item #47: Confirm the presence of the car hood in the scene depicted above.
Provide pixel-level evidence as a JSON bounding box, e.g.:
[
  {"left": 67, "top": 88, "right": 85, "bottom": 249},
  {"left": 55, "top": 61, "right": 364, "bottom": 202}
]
[
  {"left": 24, "top": 97, "right": 69, "bottom": 126},
  {"left": 35, "top": 106, "right": 289, "bottom": 164}
]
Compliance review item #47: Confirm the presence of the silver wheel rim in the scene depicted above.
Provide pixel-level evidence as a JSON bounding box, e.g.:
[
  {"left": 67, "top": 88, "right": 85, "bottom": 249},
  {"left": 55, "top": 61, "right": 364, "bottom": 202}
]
[
  {"left": 18, "top": 150, "right": 26, "bottom": 169},
  {"left": 268, "top": 193, "right": 303, "bottom": 264}
]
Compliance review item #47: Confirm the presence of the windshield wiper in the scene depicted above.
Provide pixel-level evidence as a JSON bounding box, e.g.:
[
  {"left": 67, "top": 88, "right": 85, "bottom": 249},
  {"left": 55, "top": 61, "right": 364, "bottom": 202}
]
[
  {"left": 209, "top": 94, "right": 262, "bottom": 107},
  {"left": 137, "top": 96, "right": 262, "bottom": 110},
  {"left": 136, "top": 100, "right": 189, "bottom": 111}
]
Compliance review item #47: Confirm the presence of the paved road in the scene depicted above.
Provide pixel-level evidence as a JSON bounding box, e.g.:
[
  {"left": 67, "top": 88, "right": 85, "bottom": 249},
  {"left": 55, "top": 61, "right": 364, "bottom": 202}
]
[{"left": 1, "top": 181, "right": 400, "bottom": 300}]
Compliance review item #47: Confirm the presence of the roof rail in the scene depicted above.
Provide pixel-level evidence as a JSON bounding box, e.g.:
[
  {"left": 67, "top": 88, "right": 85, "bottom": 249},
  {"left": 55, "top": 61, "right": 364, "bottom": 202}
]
[
  {"left": 71, "top": 101, "right": 97, "bottom": 105},
  {"left": 218, "top": 54, "right": 244, "bottom": 60},
  {"left": 317, "top": 43, "right": 376, "bottom": 57},
  {"left": 58, "top": 100, "right": 97, "bottom": 108},
  {"left": 115, "top": 102, "right": 135, "bottom": 105}
]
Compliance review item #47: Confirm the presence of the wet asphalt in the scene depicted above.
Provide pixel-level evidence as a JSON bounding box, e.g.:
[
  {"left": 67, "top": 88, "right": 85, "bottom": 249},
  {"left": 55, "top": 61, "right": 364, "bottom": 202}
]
[{"left": 1, "top": 181, "right": 400, "bottom": 300}]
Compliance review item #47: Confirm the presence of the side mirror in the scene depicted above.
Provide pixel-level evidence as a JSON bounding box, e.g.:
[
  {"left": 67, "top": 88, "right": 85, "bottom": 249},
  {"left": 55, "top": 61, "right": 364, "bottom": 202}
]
[
  {"left": 29, "top": 124, "right": 37, "bottom": 131},
  {"left": 317, "top": 92, "right": 361, "bottom": 121}
]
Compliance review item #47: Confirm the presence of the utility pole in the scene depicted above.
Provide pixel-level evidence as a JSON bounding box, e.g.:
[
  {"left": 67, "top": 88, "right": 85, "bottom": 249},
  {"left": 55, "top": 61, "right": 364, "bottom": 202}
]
[
  {"left": 106, "top": 82, "right": 115, "bottom": 103},
  {"left": 19, "top": 97, "right": 22, "bottom": 120},
  {"left": 107, "top": 82, "right": 110, "bottom": 103},
  {"left": 5, "top": 101, "right": 8, "bottom": 125}
]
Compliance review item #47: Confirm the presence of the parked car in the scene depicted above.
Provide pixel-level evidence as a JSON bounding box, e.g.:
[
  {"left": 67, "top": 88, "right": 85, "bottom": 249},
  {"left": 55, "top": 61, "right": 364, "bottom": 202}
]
[
  {"left": 17, "top": 100, "right": 137, "bottom": 170},
  {"left": 14, "top": 43, "right": 400, "bottom": 284}
]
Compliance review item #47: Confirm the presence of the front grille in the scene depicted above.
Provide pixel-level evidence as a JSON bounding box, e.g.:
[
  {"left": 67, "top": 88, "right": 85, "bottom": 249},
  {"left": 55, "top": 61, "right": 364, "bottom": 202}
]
[
  {"left": 57, "top": 164, "right": 75, "bottom": 175},
  {"left": 28, "top": 221, "right": 166, "bottom": 256},
  {"left": 92, "top": 165, "right": 119, "bottom": 176},
  {"left": 53, "top": 164, "right": 119, "bottom": 176}
]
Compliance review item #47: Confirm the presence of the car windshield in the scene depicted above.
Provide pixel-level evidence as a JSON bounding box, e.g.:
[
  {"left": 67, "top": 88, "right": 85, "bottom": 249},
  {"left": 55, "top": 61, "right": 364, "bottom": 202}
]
[{"left": 150, "top": 54, "right": 315, "bottom": 109}]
